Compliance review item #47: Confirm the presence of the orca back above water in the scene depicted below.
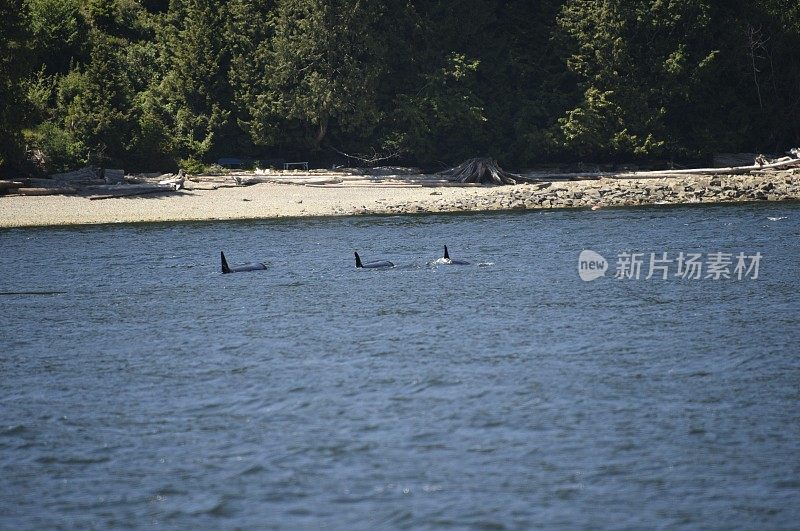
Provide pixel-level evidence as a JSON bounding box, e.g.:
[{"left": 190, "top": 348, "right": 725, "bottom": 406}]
[
  {"left": 442, "top": 245, "right": 470, "bottom": 265},
  {"left": 354, "top": 252, "right": 394, "bottom": 269},
  {"left": 221, "top": 251, "right": 267, "bottom": 274}
]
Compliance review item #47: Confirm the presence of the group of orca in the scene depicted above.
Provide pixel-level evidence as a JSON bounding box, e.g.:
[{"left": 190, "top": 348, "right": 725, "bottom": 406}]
[
  {"left": 353, "top": 244, "right": 470, "bottom": 269},
  {"left": 220, "top": 245, "right": 469, "bottom": 274}
]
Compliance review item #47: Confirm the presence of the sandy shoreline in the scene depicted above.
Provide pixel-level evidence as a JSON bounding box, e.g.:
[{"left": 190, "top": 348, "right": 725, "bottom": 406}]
[
  {"left": 0, "top": 183, "right": 487, "bottom": 227},
  {"left": 1, "top": 172, "right": 798, "bottom": 228}
]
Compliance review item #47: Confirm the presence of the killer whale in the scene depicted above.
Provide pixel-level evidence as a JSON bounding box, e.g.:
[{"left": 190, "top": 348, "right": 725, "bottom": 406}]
[
  {"left": 221, "top": 251, "right": 267, "bottom": 274},
  {"left": 354, "top": 252, "right": 394, "bottom": 269},
  {"left": 441, "top": 245, "right": 470, "bottom": 265}
]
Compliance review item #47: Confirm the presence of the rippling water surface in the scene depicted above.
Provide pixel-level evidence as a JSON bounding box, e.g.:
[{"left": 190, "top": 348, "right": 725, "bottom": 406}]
[{"left": 1, "top": 203, "right": 799, "bottom": 528}]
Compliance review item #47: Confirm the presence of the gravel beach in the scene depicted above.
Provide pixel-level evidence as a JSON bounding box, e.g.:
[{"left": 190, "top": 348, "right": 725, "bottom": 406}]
[{"left": 1, "top": 172, "right": 798, "bottom": 228}]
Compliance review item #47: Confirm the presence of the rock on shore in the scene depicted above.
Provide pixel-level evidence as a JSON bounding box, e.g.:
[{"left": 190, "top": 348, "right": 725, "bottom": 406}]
[
  {"left": 372, "top": 172, "right": 800, "bottom": 215},
  {"left": 0, "top": 171, "right": 797, "bottom": 228}
]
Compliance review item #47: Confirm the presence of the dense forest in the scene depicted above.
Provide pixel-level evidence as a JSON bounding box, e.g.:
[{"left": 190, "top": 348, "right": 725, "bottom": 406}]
[{"left": 1, "top": 0, "right": 799, "bottom": 176}]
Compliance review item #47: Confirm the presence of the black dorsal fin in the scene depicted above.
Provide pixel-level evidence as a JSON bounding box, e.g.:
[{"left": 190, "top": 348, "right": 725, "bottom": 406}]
[
  {"left": 444, "top": 245, "right": 450, "bottom": 259},
  {"left": 221, "top": 251, "right": 231, "bottom": 274},
  {"left": 354, "top": 252, "right": 363, "bottom": 268}
]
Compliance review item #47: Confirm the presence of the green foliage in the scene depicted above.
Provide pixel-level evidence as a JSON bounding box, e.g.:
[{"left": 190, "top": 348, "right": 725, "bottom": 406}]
[
  {"left": 391, "top": 53, "right": 486, "bottom": 163},
  {"left": 28, "top": 0, "right": 86, "bottom": 74},
  {"left": 153, "top": 0, "right": 232, "bottom": 162},
  {"left": 68, "top": 30, "right": 134, "bottom": 165},
  {"left": 558, "top": 88, "right": 650, "bottom": 157},
  {"left": 86, "top": 0, "right": 118, "bottom": 31},
  {"left": 178, "top": 157, "right": 205, "bottom": 174},
  {"left": 8, "top": 0, "right": 800, "bottom": 174},
  {"left": 25, "top": 68, "right": 54, "bottom": 121},
  {"left": 25, "top": 121, "right": 87, "bottom": 172},
  {"left": 244, "top": 0, "right": 385, "bottom": 151},
  {"left": 27, "top": 65, "right": 90, "bottom": 171},
  {"left": 226, "top": 0, "right": 273, "bottom": 154},
  {"left": 556, "top": 0, "right": 717, "bottom": 159},
  {"left": 0, "top": 0, "right": 33, "bottom": 173}
]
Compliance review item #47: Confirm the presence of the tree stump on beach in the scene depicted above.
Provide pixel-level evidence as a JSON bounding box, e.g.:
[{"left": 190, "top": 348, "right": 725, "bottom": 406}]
[{"left": 441, "top": 157, "right": 532, "bottom": 185}]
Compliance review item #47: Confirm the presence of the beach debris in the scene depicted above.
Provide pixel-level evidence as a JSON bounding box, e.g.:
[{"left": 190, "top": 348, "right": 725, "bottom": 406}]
[
  {"left": 158, "top": 169, "right": 185, "bottom": 190},
  {"left": 233, "top": 175, "right": 260, "bottom": 186},
  {"left": 440, "top": 157, "right": 544, "bottom": 185},
  {"left": 235, "top": 175, "right": 343, "bottom": 186},
  {"left": 610, "top": 150, "right": 800, "bottom": 180},
  {"left": 0, "top": 180, "right": 26, "bottom": 193},
  {"left": 4, "top": 148, "right": 798, "bottom": 212},
  {"left": 304, "top": 183, "right": 422, "bottom": 188},
  {"left": 49, "top": 166, "right": 101, "bottom": 182},
  {"left": 1, "top": 178, "right": 77, "bottom": 195},
  {"left": 87, "top": 184, "right": 177, "bottom": 200},
  {"left": 103, "top": 169, "right": 125, "bottom": 184},
  {"left": 15, "top": 186, "right": 78, "bottom": 196},
  {"left": 713, "top": 153, "right": 764, "bottom": 167}
]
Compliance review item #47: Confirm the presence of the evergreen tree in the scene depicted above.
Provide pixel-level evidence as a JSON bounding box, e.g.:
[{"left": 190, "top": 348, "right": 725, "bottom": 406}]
[
  {"left": 378, "top": 1, "right": 490, "bottom": 165},
  {"left": 707, "top": 0, "right": 800, "bottom": 151},
  {"left": 71, "top": 29, "right": 134, "bottom": 165},
  {"left": 556, "top": 0, "right": 719, "bottom": 159},
  {"left": 28, "top": 0, "right": 86, "bottom": 75},
  {"left": 390, "top": 52, "right": 486, "bottom": 164},
  {"left": 8, "top": 0, "right": 800, "bottom": 172},
  {"left": 227, "top": 0, "right": 273, "bottom": 156},
  {"left": 0, "top": 0, "right": 33, "bottom": 174},
  {"left": 247, "top": 0, "right": 386, "bottom": 151},
  {"left": 153, "top": 0, "right": 232, "bottom": 167}
]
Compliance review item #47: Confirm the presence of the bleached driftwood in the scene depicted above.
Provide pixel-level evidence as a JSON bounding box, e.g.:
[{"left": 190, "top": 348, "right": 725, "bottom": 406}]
[
  {"left": 0, "top": 180, "right": 26, "bottom": 191},
  {"left": 235, "top": 175, "right": 344, "bottom": 186},
  {"left": 518, "top": 172, "right": 606, "bottom": 181},
  {"left": 186, "top": 175, "right": 234, "bottom": 184},
  {"left": 50, "top": 167, "right": 101, "bottom": 182},
  {"left": 440, "top": 158, "right": 545, "bottom": 185},
  {"left": 612, "top": 153, "right": 800, "bottom": 179},
  {"left": 3, "top": 178, "right": 77, "bottom": 195},
  {"left": 87, "top": 184, "right": 177, "bottom": 200},
  {"left": 182, "top": 181, "right": 223, "bottom": 190},
  {"left": 419, "top": 182, "right": 485, "bottom": 188},
  {"left": 104, "top": 169, "right": 125, "bottom": 184},
  {"left": 15, "top": 187, "right": 77, "bottom": 196},
  {"left": 305, "top": 183, "right": 423, "bottom": 189},
  {"left": 713, "top": 153, "right": 761, "bottom": 167},
  {"left": 159, "top": 169, "right": 185, "bottom": 190}
]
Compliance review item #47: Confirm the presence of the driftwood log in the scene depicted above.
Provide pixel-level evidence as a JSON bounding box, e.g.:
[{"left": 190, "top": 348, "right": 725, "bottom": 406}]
[
  {"left": 441, "top": 158, "right": 542, "bottom": 185},
  {"left": 0, "top": 180, "right": 26, "bottom": 192},
  {"left": 50, "top": 166, "right": 100, "bottom": 181},
  {"left": 87, "top": 184, "right": 177, "bottom": 200},
  {"left": 500, "top": 150, "right": 800, "bottom": 182},
  {"left": 16, "top": 187, "right": 78, "bottom": 196},
  {"left": 611, "top": 154, "right": 800, "bottom": 179}
]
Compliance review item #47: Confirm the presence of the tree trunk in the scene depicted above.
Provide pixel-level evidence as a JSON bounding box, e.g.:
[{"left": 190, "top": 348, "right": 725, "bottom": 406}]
[
  {"left": 440, "top": 157, "right": 541, "bottom": 185},
  {"left": 313, "top": 116, "right": 328, "bottom": 150}
]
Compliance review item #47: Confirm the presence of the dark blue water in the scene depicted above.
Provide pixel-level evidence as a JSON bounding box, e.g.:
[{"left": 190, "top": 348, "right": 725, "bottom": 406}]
[{"left": 1, "top": 203, "right": 799, "bottom": 528}]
